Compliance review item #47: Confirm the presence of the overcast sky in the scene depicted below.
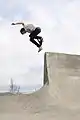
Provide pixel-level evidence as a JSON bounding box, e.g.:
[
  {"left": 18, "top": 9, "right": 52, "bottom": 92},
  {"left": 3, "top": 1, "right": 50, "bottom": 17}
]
[{"left": 0, "top": 0, "right": 80, "bottom": 87}]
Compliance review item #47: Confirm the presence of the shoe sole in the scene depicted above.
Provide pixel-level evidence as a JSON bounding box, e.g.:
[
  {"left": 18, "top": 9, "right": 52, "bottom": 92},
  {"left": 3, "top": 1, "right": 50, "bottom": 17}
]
[{"left": 38, "top": 48, "right": 42, "bottom": 52}]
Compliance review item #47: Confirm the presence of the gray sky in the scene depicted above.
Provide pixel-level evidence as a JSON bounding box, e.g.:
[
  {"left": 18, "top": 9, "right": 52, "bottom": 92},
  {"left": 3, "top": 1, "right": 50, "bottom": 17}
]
[{"left": 0, "top": 0, "right": 80, "bottom": 87}]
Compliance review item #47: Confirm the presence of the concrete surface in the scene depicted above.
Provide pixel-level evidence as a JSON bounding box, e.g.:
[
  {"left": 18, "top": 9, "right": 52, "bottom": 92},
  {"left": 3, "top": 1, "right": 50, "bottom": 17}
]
[{"left": 0, "top": 52, "right": 80, "bottom": 120}]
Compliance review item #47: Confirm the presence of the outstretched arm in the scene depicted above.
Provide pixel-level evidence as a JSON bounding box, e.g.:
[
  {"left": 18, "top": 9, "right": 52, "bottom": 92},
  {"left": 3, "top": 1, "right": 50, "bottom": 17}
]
[{"left": 11, "top": 22, "right": 24, "bottom": 26}]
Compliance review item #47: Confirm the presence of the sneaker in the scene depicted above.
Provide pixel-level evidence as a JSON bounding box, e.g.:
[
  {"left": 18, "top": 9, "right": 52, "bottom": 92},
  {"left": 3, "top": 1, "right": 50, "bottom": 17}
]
[{"left": 38, "top": 46, "right": 42, "bottom": 52}]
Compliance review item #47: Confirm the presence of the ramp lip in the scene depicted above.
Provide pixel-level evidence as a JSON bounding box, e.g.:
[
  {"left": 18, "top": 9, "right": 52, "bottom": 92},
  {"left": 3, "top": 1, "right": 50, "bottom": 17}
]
[{"left": 43, "top": 52, "right": 49, "bottom": 85}]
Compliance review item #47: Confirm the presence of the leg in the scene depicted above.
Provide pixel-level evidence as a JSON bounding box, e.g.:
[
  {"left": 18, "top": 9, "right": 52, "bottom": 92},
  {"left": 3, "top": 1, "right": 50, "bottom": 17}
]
[
  {"left": 29, "top": 27, "right": 41, "bottom": 39},
  {"left": 29, "top": 27, "right": 43, "bottom": 52},
  {"left": 30, "top": 37, "right": 41, "bottom": 48},
  {"left": 34, "top": 35, "right": 42, "bottom": 40},
  {"left": 34, "top": 36, "right": 43, "bottom": 45},
  {"left": 31, "top": 28, "right": 43, "bottom": 45}
]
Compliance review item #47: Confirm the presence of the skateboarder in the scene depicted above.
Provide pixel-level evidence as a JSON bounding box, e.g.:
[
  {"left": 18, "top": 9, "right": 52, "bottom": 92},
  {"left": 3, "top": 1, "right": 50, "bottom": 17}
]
[{"left": 11, "top": 22, "right": 43, "bottom": 52}]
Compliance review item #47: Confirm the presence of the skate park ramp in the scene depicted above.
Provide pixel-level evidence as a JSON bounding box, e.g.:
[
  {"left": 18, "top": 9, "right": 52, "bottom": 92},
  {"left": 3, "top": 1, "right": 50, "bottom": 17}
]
[{"left": 1, "top": 52, "right": 80, "bottom": 120}]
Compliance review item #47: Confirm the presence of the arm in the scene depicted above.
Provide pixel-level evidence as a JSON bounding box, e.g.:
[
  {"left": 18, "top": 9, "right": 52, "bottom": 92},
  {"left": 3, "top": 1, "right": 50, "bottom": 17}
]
[{"left": 11, "top": 22, "right": 24, "bottom": 26}]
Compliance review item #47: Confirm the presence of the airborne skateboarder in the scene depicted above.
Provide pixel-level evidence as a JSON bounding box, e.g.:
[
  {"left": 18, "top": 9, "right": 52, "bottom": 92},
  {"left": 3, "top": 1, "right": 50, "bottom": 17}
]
[{"left": 11, "top": 22, "right": 43, "bottom": 52}]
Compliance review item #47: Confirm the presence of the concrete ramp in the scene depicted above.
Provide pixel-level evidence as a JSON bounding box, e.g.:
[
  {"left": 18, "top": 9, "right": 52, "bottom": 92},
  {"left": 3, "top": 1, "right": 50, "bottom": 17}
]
[
  {"left": 45, "top": 52, "right": 80, "bottom": 108},
  {"left": 0, "top": 52, "right": 80, "bottom": 120}
]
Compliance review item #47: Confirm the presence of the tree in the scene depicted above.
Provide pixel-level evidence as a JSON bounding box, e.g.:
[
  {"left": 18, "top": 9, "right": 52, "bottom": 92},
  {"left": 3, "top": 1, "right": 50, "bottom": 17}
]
[{"left": 9, "top": 78, "right": 20, "bottom": 94}]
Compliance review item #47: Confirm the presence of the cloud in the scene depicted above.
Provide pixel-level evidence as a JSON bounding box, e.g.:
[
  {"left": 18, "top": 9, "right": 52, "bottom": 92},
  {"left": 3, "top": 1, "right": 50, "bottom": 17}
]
[{"left": 0, "top": 20, "right": 44, "bottom": 86}]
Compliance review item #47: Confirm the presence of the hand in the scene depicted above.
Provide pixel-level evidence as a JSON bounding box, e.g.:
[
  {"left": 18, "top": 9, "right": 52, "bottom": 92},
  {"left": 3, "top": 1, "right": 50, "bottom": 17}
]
[{"left": 11, "top": 23, "right": 15, "bottom": 25}]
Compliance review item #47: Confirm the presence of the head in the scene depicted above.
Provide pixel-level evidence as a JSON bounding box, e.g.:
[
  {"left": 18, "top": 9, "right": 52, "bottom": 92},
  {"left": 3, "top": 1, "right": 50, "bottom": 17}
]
[{"left": 20, "top": 28, "right": 26, "bottom": 35}]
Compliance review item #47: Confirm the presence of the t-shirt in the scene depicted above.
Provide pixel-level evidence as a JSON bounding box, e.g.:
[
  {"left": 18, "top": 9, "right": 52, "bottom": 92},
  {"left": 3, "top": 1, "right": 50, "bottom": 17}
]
[{"left": 23, "top": 24, "right": 36, "bottom": 33}]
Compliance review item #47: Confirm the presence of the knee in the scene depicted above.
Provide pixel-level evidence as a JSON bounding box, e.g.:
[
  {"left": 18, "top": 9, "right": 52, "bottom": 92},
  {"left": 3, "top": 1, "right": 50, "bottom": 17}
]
[{"left": 36, "top": 27, "right": 41, "bottom": 33}]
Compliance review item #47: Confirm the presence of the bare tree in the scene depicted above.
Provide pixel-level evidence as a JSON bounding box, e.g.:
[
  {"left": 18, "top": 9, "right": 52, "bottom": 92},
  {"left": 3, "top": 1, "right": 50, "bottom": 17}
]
[{"left": 9, "top": 78, "right": 20, "bottom": 94}]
